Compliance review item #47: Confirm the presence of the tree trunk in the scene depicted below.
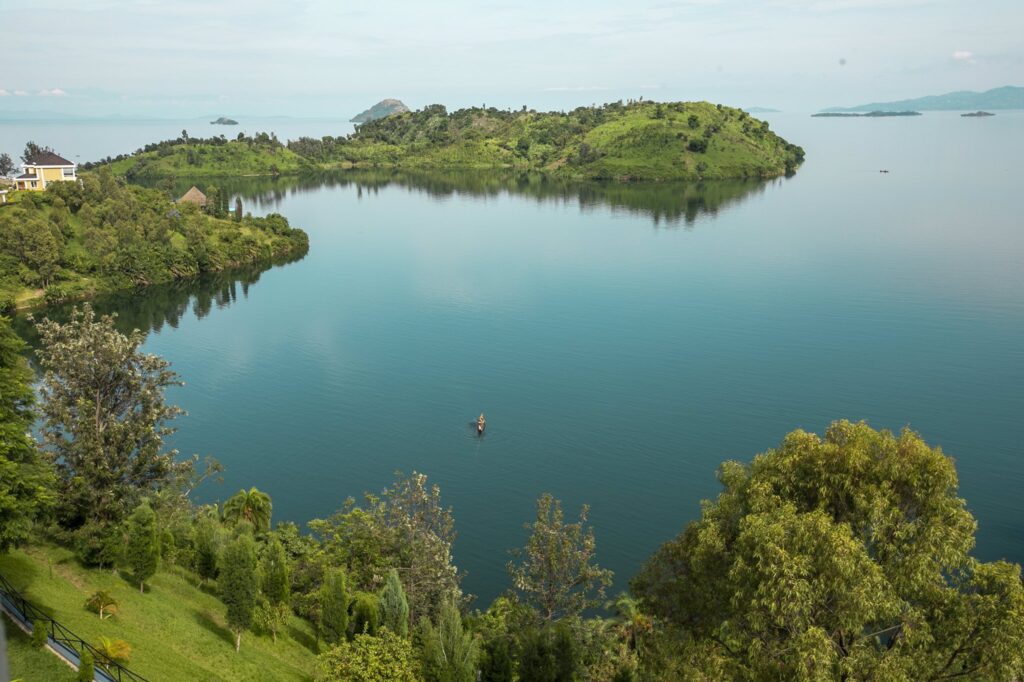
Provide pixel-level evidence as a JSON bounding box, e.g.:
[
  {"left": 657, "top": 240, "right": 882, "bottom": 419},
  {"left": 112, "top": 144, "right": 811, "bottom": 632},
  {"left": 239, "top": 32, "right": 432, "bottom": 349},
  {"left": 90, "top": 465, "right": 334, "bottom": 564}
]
[
  {"left": 235, "top": 631, "right": 241, "bottom": 652},
  {"left": 140, "top": 581, "right": 145, "bottom": 594}
]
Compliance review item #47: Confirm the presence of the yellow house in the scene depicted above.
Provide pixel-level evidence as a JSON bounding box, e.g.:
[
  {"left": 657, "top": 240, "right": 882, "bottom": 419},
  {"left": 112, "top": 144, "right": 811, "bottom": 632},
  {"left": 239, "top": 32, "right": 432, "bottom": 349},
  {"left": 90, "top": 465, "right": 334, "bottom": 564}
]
[{"left": 14, "top": 151, "right": 77, "bottom": 191}]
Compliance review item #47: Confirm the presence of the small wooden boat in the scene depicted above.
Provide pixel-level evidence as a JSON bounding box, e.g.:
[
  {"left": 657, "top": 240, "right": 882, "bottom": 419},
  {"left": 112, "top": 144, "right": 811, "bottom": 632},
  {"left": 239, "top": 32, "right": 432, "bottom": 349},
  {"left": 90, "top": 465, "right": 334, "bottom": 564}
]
[{"left": 477, "top": 414, "right": 486, "bottom": 434}]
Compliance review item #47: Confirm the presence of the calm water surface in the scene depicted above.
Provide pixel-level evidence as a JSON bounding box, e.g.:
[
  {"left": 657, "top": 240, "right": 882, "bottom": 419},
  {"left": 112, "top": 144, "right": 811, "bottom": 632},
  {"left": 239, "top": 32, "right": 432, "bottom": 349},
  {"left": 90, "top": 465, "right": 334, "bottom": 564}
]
[{"left": 16, "top": 111, "right": 1024, "bottom": 604}]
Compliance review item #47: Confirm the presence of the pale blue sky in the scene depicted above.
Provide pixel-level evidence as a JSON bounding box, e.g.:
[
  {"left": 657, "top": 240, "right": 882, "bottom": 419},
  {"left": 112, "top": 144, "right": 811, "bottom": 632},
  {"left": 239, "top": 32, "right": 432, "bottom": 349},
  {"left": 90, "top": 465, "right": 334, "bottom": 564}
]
[{"left": 2, "top": 0, "right": 1021, "bottom": 117}]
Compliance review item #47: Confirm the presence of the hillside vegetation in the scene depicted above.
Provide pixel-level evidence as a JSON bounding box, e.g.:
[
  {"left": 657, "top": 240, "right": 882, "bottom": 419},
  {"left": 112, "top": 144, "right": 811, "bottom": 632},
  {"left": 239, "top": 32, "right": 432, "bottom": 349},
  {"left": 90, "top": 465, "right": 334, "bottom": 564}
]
[
  {"left": 1, "top": 544, "right": 318, "bottom": 681},
  {"left": 95, "top": 101, "right": 804, "bottom": 181},
  {"left": 0, "top": 169, "right": 308, "bottom": 311}
]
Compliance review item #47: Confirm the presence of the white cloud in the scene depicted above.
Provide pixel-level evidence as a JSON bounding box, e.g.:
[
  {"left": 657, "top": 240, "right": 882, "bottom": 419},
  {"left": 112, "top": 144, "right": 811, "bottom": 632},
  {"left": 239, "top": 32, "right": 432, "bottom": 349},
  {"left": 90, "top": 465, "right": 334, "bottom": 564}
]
[
  {"left": 952, "top": 50, "right": 975, "bottom": 63},
  {"left": 13, "top": 90, "right": 29, "bottom": 96},
  {"left": 39, "top": 88, "right": 68, "bottom": 96},
  {"left": 0, "top": 89, "right": 9, "bottom": 96}
]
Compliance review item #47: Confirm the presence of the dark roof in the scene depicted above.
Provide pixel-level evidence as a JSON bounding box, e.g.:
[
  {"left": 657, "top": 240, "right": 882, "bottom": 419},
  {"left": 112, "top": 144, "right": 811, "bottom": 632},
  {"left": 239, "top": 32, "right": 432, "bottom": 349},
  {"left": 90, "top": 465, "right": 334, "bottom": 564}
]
[
  {"left": 16, "top": 172, "right": 38, "bottom": 179},
  {"left": 25, "top": 151, "right": 74, "bottom": 166}
]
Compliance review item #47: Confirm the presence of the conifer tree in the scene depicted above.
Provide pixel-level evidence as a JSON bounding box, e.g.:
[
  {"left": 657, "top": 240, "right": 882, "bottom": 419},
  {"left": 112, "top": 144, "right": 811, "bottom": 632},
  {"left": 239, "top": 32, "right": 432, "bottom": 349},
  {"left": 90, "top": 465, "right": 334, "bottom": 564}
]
[
  {"left": 379, "top": 568, "right": 410, "bottom": 636},
  {"left": 262, "top": 537, "right": 290, "bottom": 606},
  {"left": 350, "top": 592, "right": 380, "bottom": 636},
  {"left": 221, "top": 532, "right": 258, "bottom": 652},
  {"left": 416, "top": 600, "right": 479, "bottom": 682},
  {"left": 320, "top": 568, "right": 350, "bottom": 644},
  {"left": 125, "top": 501, "right": 159, "bottom": 593},
  {"left": 194, "top": 515, "right": 221, "bottom": 586}
]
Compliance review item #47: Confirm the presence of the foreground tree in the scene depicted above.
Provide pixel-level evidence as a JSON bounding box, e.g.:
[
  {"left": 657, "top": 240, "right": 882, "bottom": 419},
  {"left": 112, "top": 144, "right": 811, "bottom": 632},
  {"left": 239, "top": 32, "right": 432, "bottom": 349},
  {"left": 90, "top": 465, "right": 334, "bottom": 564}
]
[
  {"left": 221, "top": 532, "right": 258, "bottom": 652},
  {"left": 416, "top": 600, "right": 479, "bottom": 682},
  {"left": 193, "top": 515, "right": 222, "bottom": 586},
  {"left": 0, "top": 152, "right": 14, "bottom": 177},
  {"left": 124, "top": 501, "right": 159, "bottom": 592},
  {"left": 223, "top": 487, "right": 272, "bottom": 533},
  {"left": 508, "top": 493, "right": 613, "bottom": 622},
  {"left": 314, "top": 629, "right": 419, "bottom": 682},
  {"left": 633, "top": 420, "right": 1024, "bottom": 681},
  {"left": 319, "top": 568, "right": 350, "bottom": 644},
  {"left": 0, "top": 318, "right": 54, "bottom": 551},
  {"left": 33, "top": 305, "right": 187, "bottom": 563},
  {"left": 379, "top": 568, "right": 410, "bottom": 636}
]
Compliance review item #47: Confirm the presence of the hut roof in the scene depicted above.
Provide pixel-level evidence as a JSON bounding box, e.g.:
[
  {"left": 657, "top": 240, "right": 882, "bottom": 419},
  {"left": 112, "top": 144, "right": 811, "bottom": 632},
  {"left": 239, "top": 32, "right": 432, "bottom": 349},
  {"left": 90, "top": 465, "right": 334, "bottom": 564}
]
[{"left": 178, "top": 186, "right": 207, "bottom": 205}]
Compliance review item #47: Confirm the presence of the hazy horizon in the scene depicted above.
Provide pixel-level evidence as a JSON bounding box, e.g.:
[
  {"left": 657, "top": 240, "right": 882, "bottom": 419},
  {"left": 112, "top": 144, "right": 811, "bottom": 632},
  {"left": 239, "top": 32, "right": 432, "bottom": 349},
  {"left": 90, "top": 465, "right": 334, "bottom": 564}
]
[{"left": 2, "top": 0, "right": 1022, "bottom": 119}]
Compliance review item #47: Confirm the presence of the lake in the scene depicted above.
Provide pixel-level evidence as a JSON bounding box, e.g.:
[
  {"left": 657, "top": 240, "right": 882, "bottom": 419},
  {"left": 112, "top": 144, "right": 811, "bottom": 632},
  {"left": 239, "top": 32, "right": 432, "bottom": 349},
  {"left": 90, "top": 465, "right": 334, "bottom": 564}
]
[{"left": 11, "top": 110, "right": 1024, "bottom": 606}]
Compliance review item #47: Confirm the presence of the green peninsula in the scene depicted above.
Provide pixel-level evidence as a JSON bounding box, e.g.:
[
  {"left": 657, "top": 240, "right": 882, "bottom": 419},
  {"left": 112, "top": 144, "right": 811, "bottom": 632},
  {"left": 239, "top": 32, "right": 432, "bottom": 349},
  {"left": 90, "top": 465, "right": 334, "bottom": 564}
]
[
  {"left": 96, "top": 101, "right": 805, "bottom": 181},
  {"left": 0, "top": 168, "right": 308, "bottom": 311}
]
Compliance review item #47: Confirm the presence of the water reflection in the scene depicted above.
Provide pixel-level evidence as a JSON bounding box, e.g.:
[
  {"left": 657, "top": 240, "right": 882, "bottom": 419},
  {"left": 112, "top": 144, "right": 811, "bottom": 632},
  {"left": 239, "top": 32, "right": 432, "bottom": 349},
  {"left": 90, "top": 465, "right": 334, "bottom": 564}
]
[
  {"left": 14, "top": 251, "right": 305, "bottom": 343},
  {"left": 155, "top": 169, "right": 782, "bottom": 228}
]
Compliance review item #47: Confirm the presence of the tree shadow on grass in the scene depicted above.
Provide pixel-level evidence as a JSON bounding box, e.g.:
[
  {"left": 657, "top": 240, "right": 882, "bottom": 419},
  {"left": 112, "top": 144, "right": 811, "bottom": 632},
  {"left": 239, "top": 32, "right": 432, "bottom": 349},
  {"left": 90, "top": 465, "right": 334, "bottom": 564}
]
[
  {"left": 193, "top": 609, "right": 234, "bottom": 647},
  {"left": 286, "top": 623, "right": 320, "bottom": 654}
]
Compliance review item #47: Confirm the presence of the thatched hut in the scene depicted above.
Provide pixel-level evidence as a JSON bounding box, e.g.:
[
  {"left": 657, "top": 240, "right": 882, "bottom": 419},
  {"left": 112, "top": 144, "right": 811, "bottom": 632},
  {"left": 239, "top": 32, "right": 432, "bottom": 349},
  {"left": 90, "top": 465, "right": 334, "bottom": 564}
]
[{"left": 178, "top": 186, "right": 207, "bottom": 207}]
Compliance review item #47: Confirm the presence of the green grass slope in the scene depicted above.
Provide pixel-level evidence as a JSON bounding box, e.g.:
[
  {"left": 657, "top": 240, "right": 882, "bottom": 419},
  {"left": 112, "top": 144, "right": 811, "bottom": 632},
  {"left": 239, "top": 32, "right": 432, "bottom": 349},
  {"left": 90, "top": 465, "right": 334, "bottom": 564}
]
[
  {"left": 4, "top": 613, "right": 78, "bottom": 682},
  {"left": 0, "top": 545, "right": 317, "bottom": 682}
]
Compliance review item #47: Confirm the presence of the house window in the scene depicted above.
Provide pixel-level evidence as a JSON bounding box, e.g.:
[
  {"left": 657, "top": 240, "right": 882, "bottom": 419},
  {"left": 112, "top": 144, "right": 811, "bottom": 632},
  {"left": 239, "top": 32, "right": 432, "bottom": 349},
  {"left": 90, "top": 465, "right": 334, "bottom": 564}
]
[
  {"left": 30, "top": 181, "right": 38, "bottom": 188},
  {"left": 62, "top": 167, "right": 75, "bottom": 177}
]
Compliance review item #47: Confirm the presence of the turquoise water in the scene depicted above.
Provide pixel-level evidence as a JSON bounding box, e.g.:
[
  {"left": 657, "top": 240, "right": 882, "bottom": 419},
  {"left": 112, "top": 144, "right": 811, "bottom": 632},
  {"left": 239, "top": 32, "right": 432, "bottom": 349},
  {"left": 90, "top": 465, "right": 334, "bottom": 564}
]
[{"left": 16, "top": 111, "right": 1024, "bottom": 605}]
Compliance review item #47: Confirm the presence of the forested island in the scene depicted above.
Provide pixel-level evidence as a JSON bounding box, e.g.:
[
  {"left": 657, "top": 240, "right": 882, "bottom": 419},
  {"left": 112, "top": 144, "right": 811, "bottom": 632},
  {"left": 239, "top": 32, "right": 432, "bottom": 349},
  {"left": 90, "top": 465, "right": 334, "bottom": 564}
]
[
  {"left": 211, "top": 117, "right": 239, "bottom": 125},
  {"left": 0, "top": 162, "right": 308, "bottom": 311},
  {"left": 962, "top": 111, "right": 995, "bottom": 117},
  {"left": 2, "top": 307, "right": 1023, "bottom": 680},
  {"left": 93, "top": 100, "right": 806, "bottom": 181}
]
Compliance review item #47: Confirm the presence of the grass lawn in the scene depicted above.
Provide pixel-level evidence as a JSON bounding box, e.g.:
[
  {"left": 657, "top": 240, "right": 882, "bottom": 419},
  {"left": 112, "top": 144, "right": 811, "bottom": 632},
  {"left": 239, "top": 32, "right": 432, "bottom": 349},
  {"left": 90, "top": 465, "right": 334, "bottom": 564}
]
[
  {"left": 4, "top": 613, "right": 77, "bottom": 682},
  {"left": 0, "top": 545, "right": 318, "bottom": 681}
]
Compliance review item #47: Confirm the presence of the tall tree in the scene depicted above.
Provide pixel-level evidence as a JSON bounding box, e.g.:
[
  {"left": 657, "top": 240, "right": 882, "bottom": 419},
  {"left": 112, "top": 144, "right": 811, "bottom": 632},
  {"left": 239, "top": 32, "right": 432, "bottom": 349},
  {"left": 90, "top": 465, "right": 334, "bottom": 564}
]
[
  {"left": 320, "top": 568, "right": 350, "bottom": 644},
  {"left": 508, "top": 493, "right": 613, "bottom": 622},
  {"left": 33, "top": 305, "right": 187, "bottom": 564},
  {"left": 262, "top": 536, "right": 290, "bottom": 607},
  {"left": 124, "top": 501, "right": 159, "bottom": 592},
  {"left": 633, "top": 420, "right": 1024, "bottom": 680},
  {"left": 0, "top": 153, "right": 14, "bottom": 177},
  {"left": 194, "top": 514, "right": 222, "bottom": 586},
  {"left": 223, "top": 487, "right": 272, "bottom": 533},
  {"left": 416, "top": 600, "right": 479, "bottom": 682},
  {"left": 379, "top": 568, "right": 410, "bottom": 636},
  {"left": 221, "top": 532, "right": 258, "bottom": 652},
  {"left": 21, "top": 141, "right": 54, "bottom": 163},
  {"left": 0, "top": 318, "right": 54, "bottom": 551}
]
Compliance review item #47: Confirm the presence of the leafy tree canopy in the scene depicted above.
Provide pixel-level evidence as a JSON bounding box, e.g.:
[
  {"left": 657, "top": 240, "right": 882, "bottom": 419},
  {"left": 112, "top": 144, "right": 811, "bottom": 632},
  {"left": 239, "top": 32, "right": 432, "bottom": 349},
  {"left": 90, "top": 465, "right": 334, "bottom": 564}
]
[{"left": 633, "top": 420, "right": 1024, "bottom": 681}]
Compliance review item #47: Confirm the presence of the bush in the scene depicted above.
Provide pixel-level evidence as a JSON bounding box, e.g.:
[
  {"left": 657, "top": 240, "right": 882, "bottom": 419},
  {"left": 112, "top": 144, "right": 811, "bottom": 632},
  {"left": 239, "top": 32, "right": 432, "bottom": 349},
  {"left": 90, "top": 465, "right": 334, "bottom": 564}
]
[
  {"left": 85, "top": 590, "right": 119, "bottom": 619},
  {"left": 78, "top": 650, "right": 95, "bottom": 681},
  {"left": 94, "top": 636, "right": 132, "bottom": 664},
  {"left": 31, "top": 619, "right": 49, "bottom": 648}
]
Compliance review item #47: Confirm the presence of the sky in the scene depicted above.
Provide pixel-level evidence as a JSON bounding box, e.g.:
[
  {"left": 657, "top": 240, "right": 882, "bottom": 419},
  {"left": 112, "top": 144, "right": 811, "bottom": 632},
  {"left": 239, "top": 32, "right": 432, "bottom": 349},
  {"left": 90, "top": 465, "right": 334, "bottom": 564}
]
[{"left": 1, "top": 0, "right": 1021, "bottom": 118}]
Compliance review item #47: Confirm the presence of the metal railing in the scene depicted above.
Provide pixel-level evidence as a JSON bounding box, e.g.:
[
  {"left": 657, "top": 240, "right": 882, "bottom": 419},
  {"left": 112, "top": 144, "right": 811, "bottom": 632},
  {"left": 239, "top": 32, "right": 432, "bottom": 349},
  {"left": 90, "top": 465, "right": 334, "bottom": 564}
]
[{"left": 0, "top": 572, "right": 149, "bottom": 682}]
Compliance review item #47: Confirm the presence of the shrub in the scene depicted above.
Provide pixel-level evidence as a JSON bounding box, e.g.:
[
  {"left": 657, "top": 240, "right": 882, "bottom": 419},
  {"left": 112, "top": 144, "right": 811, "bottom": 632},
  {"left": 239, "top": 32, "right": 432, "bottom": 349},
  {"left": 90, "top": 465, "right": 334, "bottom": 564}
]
[
  {"left": 85, "top": 590, "right": 119, "bottom": 619},
  {"left": 31, "top": 619, "right": 49, "bottom": 648},
  {"left": 95, "top": 636, "right": 132, "bottom": 664},
  {"left": 77, "top": 650, "right": 95, "bottom": 682}
]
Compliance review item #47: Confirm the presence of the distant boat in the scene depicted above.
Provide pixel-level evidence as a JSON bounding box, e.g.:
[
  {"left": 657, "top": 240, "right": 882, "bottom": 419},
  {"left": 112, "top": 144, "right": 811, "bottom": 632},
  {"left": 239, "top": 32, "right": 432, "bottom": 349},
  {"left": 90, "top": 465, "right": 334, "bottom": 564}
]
[
  {"left": 477, "top": 413, "right": 486, "bottom": 434},
  {"left": 879, "top": 169, "right": 889, "bottom": 173}
]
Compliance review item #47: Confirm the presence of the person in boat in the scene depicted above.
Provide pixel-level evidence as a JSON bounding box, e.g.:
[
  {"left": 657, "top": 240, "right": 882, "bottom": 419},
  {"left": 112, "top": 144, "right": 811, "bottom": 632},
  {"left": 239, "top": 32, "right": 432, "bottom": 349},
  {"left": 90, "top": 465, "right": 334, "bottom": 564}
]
[{"left": 477, "top": 413, "right": 486, "bottom": 432}]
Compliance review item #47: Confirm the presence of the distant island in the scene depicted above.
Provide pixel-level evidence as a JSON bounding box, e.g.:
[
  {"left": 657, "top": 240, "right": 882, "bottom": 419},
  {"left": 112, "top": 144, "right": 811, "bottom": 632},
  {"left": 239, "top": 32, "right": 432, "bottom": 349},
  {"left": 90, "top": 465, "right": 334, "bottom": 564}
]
[
  {"left": 961, "top": 111, "right": 995, "bottom": 117},
  {"left": 812, "top": 111, "right": 921, "bottom": 118},
  {"left": 743, "top": 107, "right": 780, "bottom": 113},
  {"left": 823, "top": 85, "right": 1023, "bottom": 113},
  {"left": 210, "top": 116, "right": 239, "bottom": 125},
  {"left": 350, "top": 98, "right": 410, "bottom": 123},
  {"left": 94, "top": 101, "right": 805, "bottom": 182}
]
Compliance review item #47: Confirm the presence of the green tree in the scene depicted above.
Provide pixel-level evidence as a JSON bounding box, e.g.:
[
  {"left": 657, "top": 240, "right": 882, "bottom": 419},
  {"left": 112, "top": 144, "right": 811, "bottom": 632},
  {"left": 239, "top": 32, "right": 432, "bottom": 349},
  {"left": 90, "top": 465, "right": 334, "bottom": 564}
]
[
  {"left": 223, "top": 487, "right": 272, "bottom": 533},
  {"left": 194, "top": 514, "right": 221, "bottom": 585},
  {"left": 33, "top": 305, "right": 187, "bottom": 564},
  {"left": 31, "top": 619, "right": 49, "bottom": 648},
  {"left": 0, "top": 318, "right": 54, "bottom": 551},
  {"left": 262, "top": 536, "right": 290, "bottom": 606},
  {"left": 314, "top": 629, "right": 419, "bottom": 682},
  {"left": 220, "top": 532, "right": 258, "bottom": 652},
  {"left": 234, "top": 197, "right": 243, "bottom": 222},
  {"left": 516, "top": 624, "right": 576, "bottom": 682},
  {"left": 320, "top": 568, "right": 350, "bottom": 644},
  {"left": 351, "top": 591, "right": 380, "bottom": 636},
  {"left": 124, "top": 501, "right": 159, "bottom": 592},
  {"left": 508, "top": 493, "right": 613, "bottom": 622},
  {"left": 85, "top": 590, "right": 119, "bottom": 620},
  {"left": 416, "top": 600, "right": 479, "bottom": 682},
  {"left": 0, "top": 213, "right": 63, "bottom": 288},
  {"left": 479, "top": 635, "right": 513, "bottom": 682},
  {"left": 21, "top": 141, "right": 54, "bottom": 163},
  {"left": 633, "top": 420, "right": 1024, "bottom": 681},
  {"left": 0, "top": 152, "right": 14, "bottom": 177},
  {"left": 379, "top": 568, "right": 410, "bottom": 636}
]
